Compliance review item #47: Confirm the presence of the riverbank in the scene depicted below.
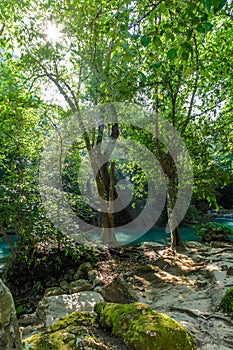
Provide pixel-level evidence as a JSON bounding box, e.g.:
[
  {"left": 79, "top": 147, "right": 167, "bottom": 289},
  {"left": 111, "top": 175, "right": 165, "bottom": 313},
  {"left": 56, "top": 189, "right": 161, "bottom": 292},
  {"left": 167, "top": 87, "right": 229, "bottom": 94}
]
[{"left": 17, "top": 241, "right": 233, "bottom": 349}]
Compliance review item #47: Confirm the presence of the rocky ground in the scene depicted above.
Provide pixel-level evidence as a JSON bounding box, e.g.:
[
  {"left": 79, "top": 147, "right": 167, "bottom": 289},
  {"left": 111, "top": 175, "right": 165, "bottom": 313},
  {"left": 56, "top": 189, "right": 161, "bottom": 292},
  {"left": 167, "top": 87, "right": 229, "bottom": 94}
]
[{"left": 5, "top": 241, "right": 233, "bottom": 349}]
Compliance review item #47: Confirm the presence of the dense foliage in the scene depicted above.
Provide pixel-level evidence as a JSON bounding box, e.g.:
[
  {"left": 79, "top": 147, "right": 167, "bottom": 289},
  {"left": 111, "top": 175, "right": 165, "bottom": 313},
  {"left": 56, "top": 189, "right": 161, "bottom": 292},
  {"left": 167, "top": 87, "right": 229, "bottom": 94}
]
[{"left": 0, "top": 0, "right": 232, "bottom": 250}]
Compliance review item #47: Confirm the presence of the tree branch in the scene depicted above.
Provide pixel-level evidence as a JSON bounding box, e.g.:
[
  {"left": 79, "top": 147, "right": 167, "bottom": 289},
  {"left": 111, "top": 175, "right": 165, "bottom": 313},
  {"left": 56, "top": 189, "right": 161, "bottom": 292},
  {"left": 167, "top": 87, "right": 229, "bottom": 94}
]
[
  {"left": 0, "top": 22, "right": 5, "bottom": 36},
  {"left": 180, "top": 35, "right": 199, "bottom": 135}
]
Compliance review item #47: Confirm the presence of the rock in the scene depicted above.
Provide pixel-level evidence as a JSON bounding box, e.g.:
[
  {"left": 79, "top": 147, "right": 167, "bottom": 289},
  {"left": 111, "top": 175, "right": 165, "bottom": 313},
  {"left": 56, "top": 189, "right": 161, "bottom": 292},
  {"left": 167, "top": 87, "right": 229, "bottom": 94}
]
[
  {"left": 60, "top": 280, "right": 69, "bottom": 292},
  {"left": 227, "top": 266, "right": 233, "bottom": 276},
  {"left": 23, "top": 311, "right": 96, "bottom": 350},
  {"left": 36, "top": 291, "right": 104, "bottom": 327},
  {"left": 102, "top": 276, "right": 138, "bottom": 303},
  {"left": 44, "top": 286, "right": 63, "bottom": 297},
  {"left": 95, "top": 302, "right": 197, "bottom": 350},
  {"left": 0, "top": 278, "right": 23, "bottom": 350},
  {"left": 63, "top": 268, "right": 75, "bottom": 282},
  {"left": 69, "top": 279, "right": 93, "bottom": 294},
  {"left": 134, "top": 264, "right": 158, "bottom": 274},
  {"left": 23, "top": 311, "right": 126, "bottom": 350},
  {"left": 88, "top": 269, "right": 104, "bottom": 286},
  {"left": 74, "top": 262, "right": 93, "bottom": 280},
  {"left": 18, "top": 312, "right": 41, "bottom": 326},
  {"left": 94, "top": 286, "right": 103, "bottom": 293}
]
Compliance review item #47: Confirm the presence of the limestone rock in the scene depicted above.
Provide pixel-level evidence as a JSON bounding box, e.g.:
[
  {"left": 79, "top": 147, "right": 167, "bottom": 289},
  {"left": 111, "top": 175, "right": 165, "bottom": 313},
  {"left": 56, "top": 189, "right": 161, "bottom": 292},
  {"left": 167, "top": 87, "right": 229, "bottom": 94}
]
[
  {"left": 36, "top": 291, "right": 104, "bottom": 327},
  {"left": 74, "top": 262, "right": 93, "bottom": 280},
  {"left": 95, "top": 302, "right": 197, "bottom": 350},
  {"left": 0, "top": 278, "right": 23, "bottom": 350},
  {"left": 23, "top": 310, "right": 126, "bottom": 350},
  {"left": 69, "top": 279, "right": 93, "bottom": 294},
  {"left": 60, "top": 280, "right": 70, "bottom": 292},
  {"left": 44, "top": 286, "right": 63, "bottom": 297},
  {"left": 227, "top": 266, "right": 233, "bottom": 276},
  {"left": 23, "top": 311, "right": 96, "bottom": 350},
  {"left": 88, "top": 269, "right": 104, "bottom": 286},
  {"left": 102, "top": 276, "right": 138, "bottom": 303}
]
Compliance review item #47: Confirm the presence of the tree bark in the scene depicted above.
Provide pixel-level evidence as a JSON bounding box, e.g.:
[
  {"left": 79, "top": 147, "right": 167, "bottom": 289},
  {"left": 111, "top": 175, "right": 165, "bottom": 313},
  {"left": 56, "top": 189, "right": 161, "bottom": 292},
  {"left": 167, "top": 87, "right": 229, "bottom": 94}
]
[{"left": 167, "top": 177, "right": 184, "bottom": 249}]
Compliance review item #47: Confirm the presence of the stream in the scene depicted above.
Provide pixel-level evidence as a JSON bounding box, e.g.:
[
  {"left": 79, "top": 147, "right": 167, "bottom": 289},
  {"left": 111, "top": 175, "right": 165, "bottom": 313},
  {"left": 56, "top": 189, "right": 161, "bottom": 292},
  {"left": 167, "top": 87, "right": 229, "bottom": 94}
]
[{"left": 0, "top": 217, "right": 232, "bottom": 262}]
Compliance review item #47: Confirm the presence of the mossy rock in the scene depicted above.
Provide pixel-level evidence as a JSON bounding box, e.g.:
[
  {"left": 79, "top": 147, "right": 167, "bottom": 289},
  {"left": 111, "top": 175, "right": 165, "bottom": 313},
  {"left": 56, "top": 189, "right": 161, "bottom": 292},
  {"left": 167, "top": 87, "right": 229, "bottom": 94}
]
[
  {"left": 95, "top": 302, "right": 197, "bottom": 350},
  {"left": 219, "top": 288, "right": 233, "bottom": 314},
  {"left": 23, "top": 311, "right": 97, "bottom": 350},
  {"left": 134, "top": 264, "right": 158, "bottom": 274}
]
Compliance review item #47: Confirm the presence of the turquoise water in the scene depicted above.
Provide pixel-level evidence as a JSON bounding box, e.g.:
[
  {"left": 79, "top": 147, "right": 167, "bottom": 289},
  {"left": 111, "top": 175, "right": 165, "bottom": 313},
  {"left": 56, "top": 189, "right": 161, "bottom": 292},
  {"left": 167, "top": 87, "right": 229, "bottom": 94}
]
[
  {"left": 116, "top": 218, "right": 233, "bottom": 245},
  {"left": 0, "top": 218, "right": 232, "bottom": 258},
  {"left": 0, "top": 235, "right": 21, "bottom": 260}
]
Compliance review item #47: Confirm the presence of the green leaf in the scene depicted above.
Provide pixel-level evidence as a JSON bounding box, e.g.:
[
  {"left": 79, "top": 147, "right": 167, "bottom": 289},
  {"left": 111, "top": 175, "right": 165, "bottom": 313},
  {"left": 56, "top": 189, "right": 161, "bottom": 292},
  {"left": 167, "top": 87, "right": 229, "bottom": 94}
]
[
  {"left": 213, "top": 0, "right": 227, "bottom": 12},
  {"left": 181, "top": 42, "right": 194, "bottom": 55},
  {"left": 201, "top": 12, "right": 209, "bottom": 22},
  {"left": 139, "top": 72, "right": 147, "bottom": 83},
  {"left": 131, "top": 34, "right": 139, "bottom": 40},
  {"left": 141, "top": 36, "right": 151, "bottom": 47},
  {"left": 196, "top": 24, "right": 205, "bottom": 33},
  {"left": 167, "top": 48, "right": 177, "bottom": 61},
  {"left": 191, "top": 17, "right": 200, "bottom": 25},
  {"left": 153, "top": 36, "right": 162, "bottom": 48},
  {"left": 181, "top": 50, "right": 190, "bottom": 60},
  {"left": 152, "top": 62, "right": 162, "bottom": 69},
  {"left": 204, "top": 0, "right": 211, "bottom": 11},
  {"left": 166, "top": 32, "right": 175, "bottom": 41},
  {"left": 212, "top": 0, "right": 227, "bottom": 13},
  {"left": 204, "top": 22, "right": 213, "bottom": 32},
  {"left": 122, "top": 43, "right": 129, "bottom": 50},
  {"left": 218, "top": 0, "right": 227, "bottom": 10}
]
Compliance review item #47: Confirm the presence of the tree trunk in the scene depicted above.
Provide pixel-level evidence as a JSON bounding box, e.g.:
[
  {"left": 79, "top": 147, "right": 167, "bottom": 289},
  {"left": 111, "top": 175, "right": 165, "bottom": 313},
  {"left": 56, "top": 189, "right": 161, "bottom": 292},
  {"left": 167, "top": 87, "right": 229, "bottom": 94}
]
[
  {"left": 100, "top": 162, "right": 119, "bottom": 246},
  {"left": 167, "top": 178, "right": 184, "bottom": 250}
]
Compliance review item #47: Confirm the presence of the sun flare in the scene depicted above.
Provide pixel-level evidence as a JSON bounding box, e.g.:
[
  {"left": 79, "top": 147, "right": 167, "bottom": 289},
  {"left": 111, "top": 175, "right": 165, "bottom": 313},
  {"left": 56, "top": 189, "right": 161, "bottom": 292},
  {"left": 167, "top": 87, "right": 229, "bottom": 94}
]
[{"left": 45, "top": 22, "right": 62, "bottom": 45}]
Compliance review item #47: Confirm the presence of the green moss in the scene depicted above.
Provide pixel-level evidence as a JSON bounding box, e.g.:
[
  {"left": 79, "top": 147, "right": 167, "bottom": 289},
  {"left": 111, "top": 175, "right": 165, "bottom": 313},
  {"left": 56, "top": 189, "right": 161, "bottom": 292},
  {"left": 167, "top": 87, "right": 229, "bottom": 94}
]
[
  {"left": 135, "top": 264, "right": 158, "bottom": 274},
  {"left": 23, "top": 311, "right": 96, "bottom": 350},
  {"left": 46, "top": 311, "right": 95, "bottom": 333},
  {"left": 24, "top": 303, "right": 198, "bottom": 350},
  {"left": 95, "top": 302, "right": 197, "bottom": 350},
  {"left": 219, "top": 288, "right": 233, "bottom": 314}
]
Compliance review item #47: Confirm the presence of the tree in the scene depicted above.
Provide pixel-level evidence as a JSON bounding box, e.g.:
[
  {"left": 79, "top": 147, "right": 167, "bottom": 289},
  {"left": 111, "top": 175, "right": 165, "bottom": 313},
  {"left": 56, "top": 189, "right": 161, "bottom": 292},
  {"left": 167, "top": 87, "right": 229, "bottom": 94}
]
[{"left": 2, "top": 0, "right": 232, "bottom": 249}]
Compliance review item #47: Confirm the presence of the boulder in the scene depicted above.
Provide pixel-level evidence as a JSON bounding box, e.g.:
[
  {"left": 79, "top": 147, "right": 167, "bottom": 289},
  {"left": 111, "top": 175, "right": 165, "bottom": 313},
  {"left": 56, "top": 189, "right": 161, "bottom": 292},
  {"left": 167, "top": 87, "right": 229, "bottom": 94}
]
[
  {"left": 24, "top": 303, "right": 197, "bottom": 350},
  {"left": 23, "top": 311, "right": 97, "bottom": 350},
  {"left": 95, "top": 302, "right": 197, "bottom": 350},
  {"left": 102, "top": 276, "right": 138, "bottom": 303},
  {"left": 44, "top": 286, "right": 63, "bottom": 297},
  {"left": 88, "top": 269, "right": 104, "bottom": 286},
  {"left": 0, "top": 278, "right": 23, "bottom": 350},
  {"left": 74, "top": 262, "right": 93, "bottom": 280},
  {"left": 60, "top": 280, "right": 70, "bottom": 292},
  {"left": 36, "top": 291, "right": 104, "bottom": 327},
  {"left": 69, "top": 279, "right": 93, "bottom": 293}
]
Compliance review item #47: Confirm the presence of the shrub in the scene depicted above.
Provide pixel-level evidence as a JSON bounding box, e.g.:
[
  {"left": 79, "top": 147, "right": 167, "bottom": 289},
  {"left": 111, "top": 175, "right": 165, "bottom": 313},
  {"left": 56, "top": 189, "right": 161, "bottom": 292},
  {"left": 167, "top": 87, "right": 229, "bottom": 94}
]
[
  {"left": 195, "top": 222, "right": 232, "bottom": 243},
  {"left": 219, "top": 288, "right": 233, "bottom": 314}
]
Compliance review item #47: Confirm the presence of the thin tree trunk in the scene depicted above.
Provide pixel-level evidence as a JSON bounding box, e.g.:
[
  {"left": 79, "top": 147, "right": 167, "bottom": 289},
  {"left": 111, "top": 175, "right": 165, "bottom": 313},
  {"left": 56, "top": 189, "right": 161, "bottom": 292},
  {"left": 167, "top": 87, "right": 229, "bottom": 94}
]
[
  {"left": 100, "top": 162, "right": 119, "bottom": 246},
  {"left": 167, "top": 179, "right": 184, "bottom": 249}
]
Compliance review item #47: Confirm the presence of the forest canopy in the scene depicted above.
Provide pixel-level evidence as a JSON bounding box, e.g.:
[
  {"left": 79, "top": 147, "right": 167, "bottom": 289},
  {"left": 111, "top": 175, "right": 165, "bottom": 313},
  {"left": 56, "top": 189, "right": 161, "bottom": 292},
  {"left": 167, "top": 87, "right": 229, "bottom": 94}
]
[{"left": 0, "top": 0, "right": 232, "bottom": 249}]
